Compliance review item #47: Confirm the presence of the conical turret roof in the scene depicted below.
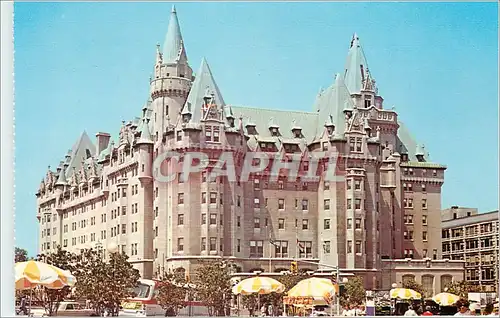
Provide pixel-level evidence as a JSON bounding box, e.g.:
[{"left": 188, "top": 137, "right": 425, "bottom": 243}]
[{"left": 163, "top": 5, "right": 188, "bottom": 64}]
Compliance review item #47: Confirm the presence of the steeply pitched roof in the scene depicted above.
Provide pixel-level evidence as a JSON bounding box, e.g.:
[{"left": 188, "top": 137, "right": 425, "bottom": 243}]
[
  {"left": 313, "top": 73, "right": 354, "bottom": 140},
  {"left": 163, "top": 5, "right": 187, "bottom": 64},
  {"left": 64, "top": 131, "right": 96, "bottom": 179},
  {"left": 181, "top": 58, "right": 227, "bottom": 123},
  {"left": 396, "top": 120, "right": 429, "bottom": 161},
  {"left": 344, "top": 33, "right": 370, "bottom": 94}
]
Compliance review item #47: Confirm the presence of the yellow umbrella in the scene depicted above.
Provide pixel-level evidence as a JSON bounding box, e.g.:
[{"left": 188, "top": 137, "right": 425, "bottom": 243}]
[
  {"left": 232, "top": 276, "right": 285, "bottom": 295},
  {"left": 288, "top": 277, "right": 337, "bottom": 302},
  {"left": 390, "top": 288, "right": 421, "bottom": 300},
  {"left": 15, "top": 260, "right": 76, "bottom": 290},
  {"left": 432, "top": 292, "right": 460, "bottom": 306}
]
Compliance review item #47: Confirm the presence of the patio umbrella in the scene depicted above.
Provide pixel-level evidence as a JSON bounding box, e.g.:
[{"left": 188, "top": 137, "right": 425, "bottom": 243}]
[
  {"left": 232, "top": 276, "right": 285, "bottom": 295},
  {"left": 432, "top": 292, "right": 460, "bottom": 306},
  {"left": 15, "top": 260, "right": 77, "bottom": 314},
  {"left": 389, "top": 288, "right": 422, "bottom": 300},
  {"left": 287, "top": 277, "right": 337, "bottom": 300},
  {"left": 15, "top": 260, "right": 76, "bottom": 290}
]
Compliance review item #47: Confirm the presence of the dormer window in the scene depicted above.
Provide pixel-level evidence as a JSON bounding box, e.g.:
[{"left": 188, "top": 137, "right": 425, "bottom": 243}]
[
  {"left": 401, "top": 153, "right": 409, "bottom": 162},
  {"left": 364, "top": 95, "right": 372, "bottom": 108},
  {"left": 176, "top": 130, "right": 183, "bottom": 141},
  {"left": 292, "top": 128, "right": 302, "bottom": 138},
  {"left": 228, "top": 117, "right": 235, "bottom": 127},
  {"left": 182, "top": 113, "right": 191, "bottom": 123},
  {"left": 213, "top": 127, "right": 220, "bottom": 142},
  {"left": 270, "top": 127, "right": 279, "bottom": 136}
]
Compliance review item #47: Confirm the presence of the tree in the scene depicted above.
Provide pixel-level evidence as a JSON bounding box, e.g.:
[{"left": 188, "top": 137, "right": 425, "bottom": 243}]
[
  {"left": 15, "top": 247, "right": 28, "bottom": 263},
  {"left": 444, "top": 280, "right": 481, "bottom": 299},
  {"left": 402, "top": 279, "right": 427, "bottom": 298},
  {"left": 194, "top": 261, "right": 232, "bottom": 316},
  {"left": 339, "top": 276, "right": 366, "bottom": 307},
  {"left": 74, "top": 248, "right": 140, "bottom": 316},
  {"left": 157, "top": 269, "right": 188, "bottom": 316},
  {"left": 36, "top": 246, "right": 78, "bottom": 316}
]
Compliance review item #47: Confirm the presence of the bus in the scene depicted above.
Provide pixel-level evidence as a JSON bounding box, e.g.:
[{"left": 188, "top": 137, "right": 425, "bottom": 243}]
[{"left": 121, "top": 279, "right": 209, "bottom": 316}]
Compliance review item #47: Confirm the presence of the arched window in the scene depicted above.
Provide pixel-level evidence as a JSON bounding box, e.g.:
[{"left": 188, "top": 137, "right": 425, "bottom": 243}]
[
  {"left": 422, "top": 275, "right": 434, "bottom": 297},
  {"left": 402, "top": 274, "right": 415, "bottom": 285},
  {"left": 441, "top": 275, "right": 453, "bottom": 292}
]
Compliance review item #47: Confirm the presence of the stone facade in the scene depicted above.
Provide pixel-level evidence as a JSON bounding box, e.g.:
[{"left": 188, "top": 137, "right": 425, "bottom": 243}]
[
  {"left": 380, "top": 259, "right": 465, "bottom": 296},
  {"left": 441, "top": 208, "right": 499, "bottom": 292},
  {"left": 36, "top": 6, "right": 447, "bottom": 289}
]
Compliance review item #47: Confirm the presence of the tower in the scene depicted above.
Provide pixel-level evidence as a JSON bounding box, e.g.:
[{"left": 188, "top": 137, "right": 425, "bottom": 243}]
[{"left": 150, "top": 5, "right": 194, "bottom": 144}]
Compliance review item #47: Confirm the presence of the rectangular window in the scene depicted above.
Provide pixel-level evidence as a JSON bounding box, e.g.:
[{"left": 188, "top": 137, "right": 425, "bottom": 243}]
[
  {"left": 202, "top": 192, "right": 207, "bottom": 204},
  {"left": 324, "top": 181, "right": 330, "bottom": 190},
  {"left": 210, "top": 192, "right": 217, "bottom": 204},
  {"left": 278, "top": 218, "right": 285, "bottom": 229},
  {"left": 354, "top": 179, "right": 361, "bottom": 190},
  {"left": 422, "top": 184, "right": 426, "bottom": 192},
  {"left": 423, "top": 231, "right": 428, "bottom": 241},
  {"left": 210, "top": 213, "right": 217, "bottom": 225},
  {"left": 201, "top": 237, "right": 206, "bottom": 251},
  {"left": 302, "top": 219, "right": 309, "bottom": 230},
  {"left": 301, "top": 199, "right": 308, "bottom": 211},
  {"left": 355, "top": 240, "right": 362, "bottom": 253},
  {"left": 178, "top": 193, "right": 184, "bottom": 204},
  {"left": 355, "top": 218, "right": 361, "bottom": 229},
  {"left": 210, "top": 237, "right": 217, "bottom": 251},
  {"left": 347, "top": 199, "right": 352, "bottom": 209},
  {"left": 254, "top": 218, "right": 260, "bottom": 229},
  {"left": 201, "top": 214, "right": 206, "bottom": 224},
  {"left": 254, "top": 178, "right": 260, "bottom": 190},
  {"left": 250, "top": 240, "right": 264, "bottom": 257},
  {"left": 213, "top": 127, "right": 220, "bottom": 142},
  {"left": 422, "top": 215, "right": 427, "bottom": 225},
  {"left": 237, "top": 216, "right": 241, "bottom": 227},
  {"left": 324, "top": 218, "right": 330, "bottom": 230},
  {"left": 254, "top": 198, "right": 260, "bottom": 208},
  {"left": 347, "top": 240, "right": 353, "bottom": 253},
  {"left": 355, "top": 198, "right": 361, "bottom": 209},
  {"left": 178, "top": 214, "right": 184, "bottom": 225},
  {"left": 177, "top": 238, "right": 184, "bottom": 251},
  {"left": 422, "top": 199, "right": 427, "bottom": 209},
  {"left": 324, "top": 199, "right": 330, "bottom": 210},
  {"left": 278, "top": 198, "right": 285, "bottom": 210},
  {"left": 347, "top": 218, "right": 352, "bottom": 229}
]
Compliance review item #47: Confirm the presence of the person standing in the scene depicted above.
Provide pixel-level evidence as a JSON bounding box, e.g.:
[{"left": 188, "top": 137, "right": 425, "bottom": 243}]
[
  {"left": 454, "top": 300, "right": 471, "bottom": 316},
  {"left": 483, "top": 303, "right": 495, "bottom": 316},
  {"left": 421, "top": 306, "right": 433, "bottom": 316},
  {"left": 403, "top": 305, "right": 418, "bottom": 316}
]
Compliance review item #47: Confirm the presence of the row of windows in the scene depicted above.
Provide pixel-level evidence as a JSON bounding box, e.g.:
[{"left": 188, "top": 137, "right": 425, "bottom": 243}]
[
  {"left": 403, "top": 230, "right": 429, "bottom": 241},
  {"left": 403, "top": 168, "right": 438, "bottom": 177},
  {"left": 403, "top": 183, "right": 427, "bottom": 192},
  {"left": 404, "top": 214, "right": 428, "bottom": 225},
  {"left": 403, "top": 198, "right": 428, "bottom": 209}
]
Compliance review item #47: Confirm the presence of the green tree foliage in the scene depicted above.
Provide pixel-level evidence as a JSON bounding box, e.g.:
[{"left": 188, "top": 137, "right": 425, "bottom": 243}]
[
  {"left": 194, "top": 261, "right": 232, "bottom": 316},
  {"left": 74, "top": 248, "right": 140, "bottom": 316},
  {"left": 36, "top": 246, "right": 78, "bottom": 316},
  {"left": 157, "top": 268, "right": 188, "bottom": 316},
  {"left": 402, "top": 279, "right": 427, "bottom": 298},
  {"left": 15, "top": 247, "right": 28, "bottom": 263},
  {"left": 444, "top": 281, "right": 481, "bottom": 299},
  {"left": 339, "top": 276, "right": 366, "bottom": 307}
]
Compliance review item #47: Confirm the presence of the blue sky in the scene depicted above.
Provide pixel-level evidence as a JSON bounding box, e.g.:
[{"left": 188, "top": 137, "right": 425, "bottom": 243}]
[{"left": 14, "top": 2, "right": 498, "bottom": 256}]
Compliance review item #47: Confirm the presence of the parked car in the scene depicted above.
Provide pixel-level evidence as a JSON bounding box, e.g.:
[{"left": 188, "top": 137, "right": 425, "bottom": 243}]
[{"left": 31, "top": 301, "right": 97, "bottom": 317}]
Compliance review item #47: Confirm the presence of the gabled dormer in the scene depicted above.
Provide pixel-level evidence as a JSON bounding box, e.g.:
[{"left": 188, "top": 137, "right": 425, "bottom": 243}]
[
  {"left": 291, "top": 119, "right": 303, "bottom": 138},
  {"left": 245, "top": 118, "right": 257, "bottom": 135},
  {"left": 268, "top": 118, "right": 281, "bottom": 137},
  {"left": 416, "top": 144, "right": 426, "bottom": 162},
  {"left": 324, "top": 115, "right": 335, "bottom": 136}
]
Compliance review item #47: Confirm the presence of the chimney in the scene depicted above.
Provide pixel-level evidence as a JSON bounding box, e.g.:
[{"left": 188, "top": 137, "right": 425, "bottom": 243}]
[{"left": 95, "top": 132, "right": 111, "bottom": 155}]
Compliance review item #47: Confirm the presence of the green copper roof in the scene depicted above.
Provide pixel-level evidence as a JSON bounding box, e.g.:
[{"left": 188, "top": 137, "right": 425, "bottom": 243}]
[
  {"left": 344, "top": 33, "right": 370, "bottom": 94},
  {"left": 137, "top": 118, "right": 153, "bottom": 144},
  {"left": 163, "top": 5, "right": 187, "bottom": 64},
  {"left": 396, "top": 120, "right": 429, "bottom": 161},
  {"left": 182, "top": 58, "right": 227, "bottom": 123},
  {"left": 313, "top": 73, "right": 353, "bottom": 140},
  {"left": 400, "top": 162, "right": 447, "bottom": 169},
  {"left": 64, "top": 131, "right": 96, "bottom": 179}
]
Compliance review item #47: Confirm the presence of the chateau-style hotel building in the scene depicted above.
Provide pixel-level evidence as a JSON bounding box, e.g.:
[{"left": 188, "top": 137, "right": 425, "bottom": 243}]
[{"left": 36, "top": 7, "right": 464, "bottom": 291}]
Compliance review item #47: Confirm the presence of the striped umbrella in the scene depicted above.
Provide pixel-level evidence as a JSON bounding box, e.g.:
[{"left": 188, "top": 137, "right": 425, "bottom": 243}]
[
  {"left": 232, "top": 276, "right": 285, "bottom": 295},
  {"left": 15, "top": 261, "right": 76, "bottom": 290},
  {"left": 432, "top": 292, "right": 460, "bottom": 306},
  {"left": 287, "top": 278, "right": 337, "bottom": 302},
  {"left": 389, "top": 288, "right": 422, "bottom": 300}
]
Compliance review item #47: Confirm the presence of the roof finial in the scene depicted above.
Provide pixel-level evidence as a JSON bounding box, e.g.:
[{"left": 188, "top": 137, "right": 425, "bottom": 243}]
[{"left": 171, "top": 5, "right": 176, "bottom": 13}]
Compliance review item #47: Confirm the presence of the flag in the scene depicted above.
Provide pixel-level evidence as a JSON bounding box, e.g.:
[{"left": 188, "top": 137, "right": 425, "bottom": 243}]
[{"left": 297, "top": 239, "right": 305, "bottom": 252}]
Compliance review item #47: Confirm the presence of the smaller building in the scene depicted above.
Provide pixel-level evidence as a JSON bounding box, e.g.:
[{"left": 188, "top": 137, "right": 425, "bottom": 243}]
[
  {"left": 380, "top": 258, "right": 465, "bottom": 296},
  {"left": 441, "top": 209, "right": 499, "bottom": 292}
]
